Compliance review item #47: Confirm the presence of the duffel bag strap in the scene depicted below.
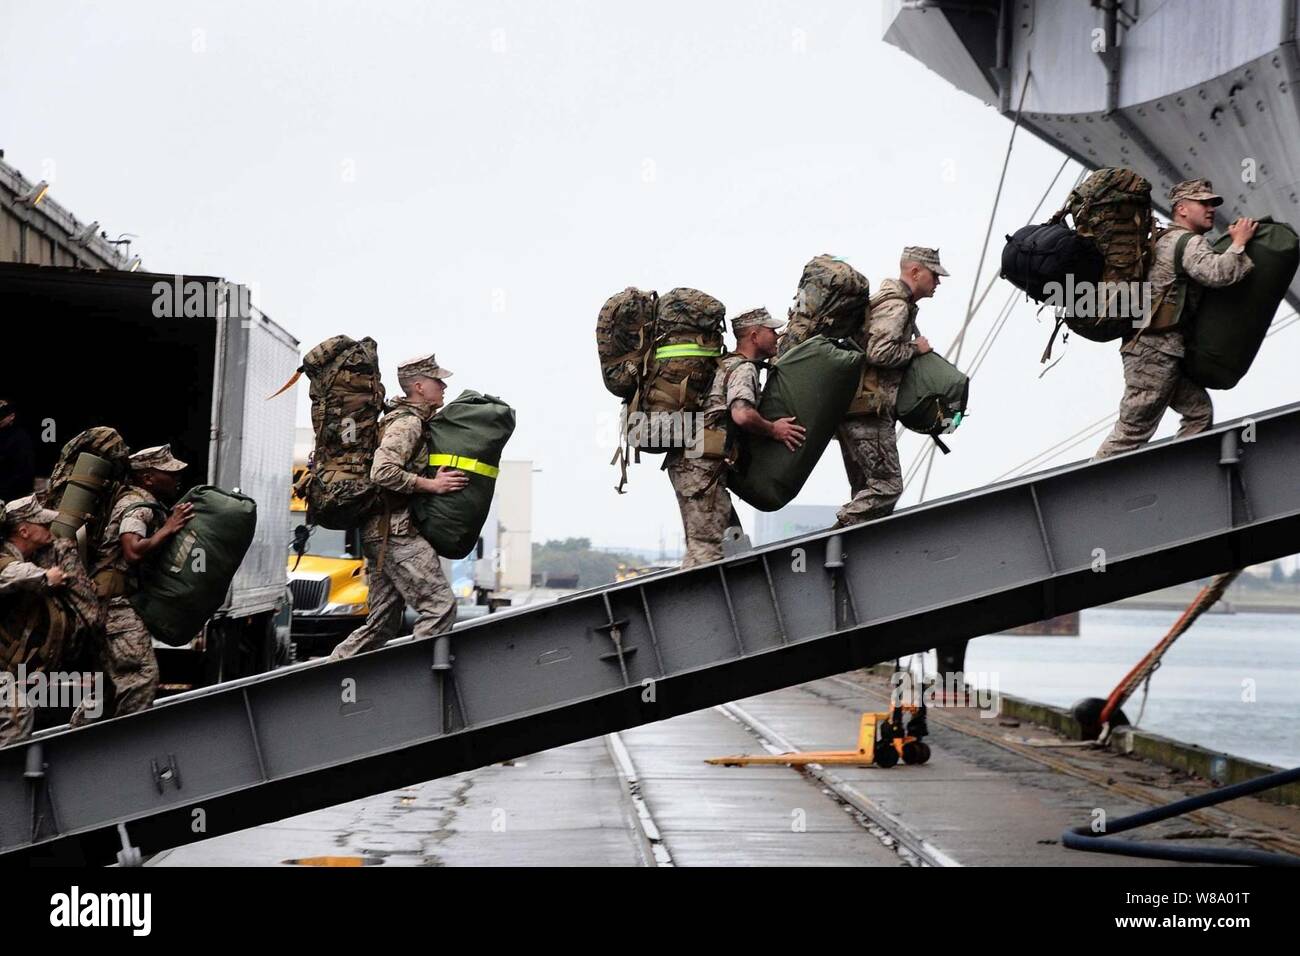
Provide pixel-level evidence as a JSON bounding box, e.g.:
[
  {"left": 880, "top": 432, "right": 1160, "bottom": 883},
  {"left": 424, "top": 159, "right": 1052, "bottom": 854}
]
[
  {"left": 428, "top": 454, "right": 499, "bottom": 479},
  {"left": 1040, "top": 314, "right": 1067, "bottom": 364}
]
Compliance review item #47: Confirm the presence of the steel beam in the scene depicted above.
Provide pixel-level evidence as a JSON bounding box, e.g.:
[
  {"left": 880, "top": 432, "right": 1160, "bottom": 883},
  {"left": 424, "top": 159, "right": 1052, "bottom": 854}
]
[{"left": 4, "top": 402, "right": 1300, "bottom": 864}]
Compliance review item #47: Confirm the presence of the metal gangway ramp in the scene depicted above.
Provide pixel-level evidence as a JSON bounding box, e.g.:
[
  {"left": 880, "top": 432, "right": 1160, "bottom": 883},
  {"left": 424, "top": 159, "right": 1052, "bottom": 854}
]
[{"left": 4, "top": 404, "right": 1299, "bottom": 864}]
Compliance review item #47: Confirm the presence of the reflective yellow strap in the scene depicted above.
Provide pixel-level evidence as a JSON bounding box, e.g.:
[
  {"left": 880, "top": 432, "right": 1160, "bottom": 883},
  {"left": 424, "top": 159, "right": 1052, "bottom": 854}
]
[
  {"left": 428, "top": 454, "right": 499, "bottom": 479},
  {"left": 654, "top": 344, "right": 723, "bottom": 360}
]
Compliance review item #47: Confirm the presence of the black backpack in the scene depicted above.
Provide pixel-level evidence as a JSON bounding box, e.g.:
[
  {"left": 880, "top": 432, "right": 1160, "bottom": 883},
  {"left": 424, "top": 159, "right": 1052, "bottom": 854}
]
[
  {"left": 1001, "top": 222, "right": 1104, "bottom": 304},
  {"left": 1002, "top": 222, "right": 1115, "bottom": 361}
]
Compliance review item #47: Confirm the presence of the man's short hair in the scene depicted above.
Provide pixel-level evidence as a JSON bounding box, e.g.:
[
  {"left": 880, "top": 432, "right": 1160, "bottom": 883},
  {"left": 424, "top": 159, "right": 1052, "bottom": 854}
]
[{"left": 397, "top": 371, "right": 432, "bottom": 392}]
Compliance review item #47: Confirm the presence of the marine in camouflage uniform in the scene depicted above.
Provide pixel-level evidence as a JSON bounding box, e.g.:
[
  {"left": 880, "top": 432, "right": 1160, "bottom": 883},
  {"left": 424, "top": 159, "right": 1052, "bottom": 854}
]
[
  {"left": 1095, "top": 179, "right": 1255, "bottom": 459},
  {"left": 666, "top": 308, "right": 796, "bottom": 568},
  {"left": 329, "top": 354, "right": 460, "bottom": 660},
  {"left": 836, "top": 246, "right": 948, "bottom": 527},
  {"left": 86, "top": 445, "right": 193, "bottom": 718},
  {"left": 1, "top": 496, "right": 100, "bottom": 743}
]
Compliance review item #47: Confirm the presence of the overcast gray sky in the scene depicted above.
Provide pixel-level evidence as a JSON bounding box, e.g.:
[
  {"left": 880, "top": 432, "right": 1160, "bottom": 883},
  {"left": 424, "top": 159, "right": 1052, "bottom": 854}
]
[{"left": 3, "top": 0, "right": 1294, "bottom": 551}]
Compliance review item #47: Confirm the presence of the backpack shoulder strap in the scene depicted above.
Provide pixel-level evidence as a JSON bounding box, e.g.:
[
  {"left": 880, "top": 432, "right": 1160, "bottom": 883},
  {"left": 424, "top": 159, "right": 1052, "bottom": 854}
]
[
  {"left": 378, "top": 402, "right": 427, "bottom": 438},
  {"left": 1147, "top": 225, "right": 1191, "bottom": 277},
  {"left": 1173, "top": 231, "right": 1193, "bottom": 278},
  {"left": 1132, "top": 228, "right": 1195, "bottom": 346},
  {"left": 1048, "top": 184, "right": 1082, "bottom": 225}
]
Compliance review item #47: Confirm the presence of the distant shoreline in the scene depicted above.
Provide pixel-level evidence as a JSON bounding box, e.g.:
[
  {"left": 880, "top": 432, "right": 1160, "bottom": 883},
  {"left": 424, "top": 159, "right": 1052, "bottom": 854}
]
[{"left": 1103, "top": 595, "right": 1300, "bottom": 615}]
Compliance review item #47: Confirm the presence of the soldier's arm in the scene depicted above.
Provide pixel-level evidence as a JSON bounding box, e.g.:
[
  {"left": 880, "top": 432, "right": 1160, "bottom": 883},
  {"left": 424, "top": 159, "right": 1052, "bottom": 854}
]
[
  {"left": 728, "top": 366, "right": 806, "bottom": 449},
  {"left": 120, "top": 501, "right": 194, "bottom": 564},
  {"left": 374, "top": 415, "right": 467, "bottom": 496},
  {"left": 726, "top": 365, "right": 768, "bottom": 434},
  {"left": 370, "top": 416, "right": 425, "bottom": 494},
  {"left": 1181, "top": 233, "right": 1253, "bottom": 289},
  {"left": 0, "top": 559, "right": 51, "bottom": 594},
  {"left": 864, "top": 298, "right": 917, "bottom": 368}
]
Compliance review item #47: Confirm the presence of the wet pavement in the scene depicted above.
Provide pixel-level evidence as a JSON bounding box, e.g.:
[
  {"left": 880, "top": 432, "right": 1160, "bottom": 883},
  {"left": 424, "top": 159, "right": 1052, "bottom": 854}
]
[{"left": 154, "top": 676, "right": 1297, "bottom": 866}]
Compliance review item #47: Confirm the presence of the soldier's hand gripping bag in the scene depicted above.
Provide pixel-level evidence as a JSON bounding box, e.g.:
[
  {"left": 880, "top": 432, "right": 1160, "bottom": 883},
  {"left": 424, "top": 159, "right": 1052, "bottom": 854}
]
[
  {"left": 1183, "top": 217, "right": 1299, "bottom": 389},
  {"left": 896, "top": 352, "right": 970, "bottom": 436},
  {"left": 728, "top": 335, "right": 864, "bottom": 512},
  {"left": 411, "top": 391, "right": 516, "bottom": 559},
  {"left": 129, "top": 486, "right": 258, "bottom": 647}
]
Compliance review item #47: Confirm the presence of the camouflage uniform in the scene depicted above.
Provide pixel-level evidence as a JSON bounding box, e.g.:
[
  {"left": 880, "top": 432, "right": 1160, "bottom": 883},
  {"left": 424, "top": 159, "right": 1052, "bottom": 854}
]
[
  {"left": 0, "top": 539, "right": 42, "bottom": 745},
  {"left": 2, "top": 497, "right": 99, "bottom": 743},
  {"left": 1095, "top": 181, "right": 1253, "bottom": 459},
  {"left": 0, "top": 541, "right": 49, "bottom": 593},
  {"left": 666, "top": 352, "right": 761, "bottom": 568},
  {"left": 836, "top": 276, "right": 921, "bottom": 526},
  {"left": 91, "top": 485, "right": 163, "bottom": 716},
  {"left": 330, "top": 371, "right": 458, "bottom": 660}
]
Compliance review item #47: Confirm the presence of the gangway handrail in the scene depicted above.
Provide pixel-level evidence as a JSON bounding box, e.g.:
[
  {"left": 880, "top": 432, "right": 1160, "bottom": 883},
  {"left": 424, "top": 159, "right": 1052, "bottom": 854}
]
[{"left": 3, "top": 401, "right": 1299, "bottom": 864}]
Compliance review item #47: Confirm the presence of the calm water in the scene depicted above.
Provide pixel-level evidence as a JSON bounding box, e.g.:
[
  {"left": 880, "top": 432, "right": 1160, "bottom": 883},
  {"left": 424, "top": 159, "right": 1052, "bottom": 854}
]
[{"left": 948, "top": 607, "right": 1300, "bottom": 768}]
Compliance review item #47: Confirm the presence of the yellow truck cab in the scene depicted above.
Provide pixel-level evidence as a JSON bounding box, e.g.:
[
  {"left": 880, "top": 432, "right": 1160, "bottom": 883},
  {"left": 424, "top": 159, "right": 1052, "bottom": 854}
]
[
  {"left": 286, "top": 481, "right": 370, "bottom": 658},
  {"left": 286, "top": 467, "right": 505, "bottom": 659}
]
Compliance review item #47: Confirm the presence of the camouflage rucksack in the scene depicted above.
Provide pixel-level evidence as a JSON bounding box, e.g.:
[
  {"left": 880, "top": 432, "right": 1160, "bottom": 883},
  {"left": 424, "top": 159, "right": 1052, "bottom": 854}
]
[
  {"left": 39, "top": 426, "right": 132, "bottom": 558},
  {"left": 41, "top": 426, "right": 131, "bottom": 508},
  {"left": 596, "top": 287, "right": 659, "bottom": 399},
  {"left": 609, "top": 288, "right": 726, "bottom": 492},
  {"left": 778, "top": 255, "right": 872, "bottom": 358},
  {"left": 275, "top": 335, "right": 387, "bottom": 530},
  {"left": 638, "top": 288, "right": 726, "bottom": 420},
  {"left": 1048, "top": 167, "right": 1152, "bottom": 341}
]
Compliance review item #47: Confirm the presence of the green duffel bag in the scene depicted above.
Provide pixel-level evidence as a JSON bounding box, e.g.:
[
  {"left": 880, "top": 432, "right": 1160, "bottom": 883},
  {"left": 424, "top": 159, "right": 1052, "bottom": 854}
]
[
  {"left": 128, "top": 486, "right": 257, "bottom": 647},
  {"left": 1184, "top": 217, "right": 1299, "bottom": 389},
  {"left": 729, "top": 335, "right": 864, "bottom": 512},
  {"left": 896, "top": 351, "right": 970, "bottom": 437},
  {"left": 411, "top": 390, "right": 516, "bottom": 559}
]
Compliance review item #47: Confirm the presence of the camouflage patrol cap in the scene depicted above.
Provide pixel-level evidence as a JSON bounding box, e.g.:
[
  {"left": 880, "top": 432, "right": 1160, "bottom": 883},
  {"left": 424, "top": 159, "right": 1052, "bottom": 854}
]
[
  {"left": 4, "top": 494, "right": 59, "bottom": 528},
  {"left": 732, "top": 307, "right": 784, "bottom": 334},
  {"left": 396, "top": 353, "right": 453, "bottom": 383},
  {"left": 1169, "top": 179, "right": 1223, "bottom": 208},
  {"left": 129, "top": 444, "right": 188, "bottom": 472},
  {"left": 902, "top": 246, "right": 950, "bottom": 276}
]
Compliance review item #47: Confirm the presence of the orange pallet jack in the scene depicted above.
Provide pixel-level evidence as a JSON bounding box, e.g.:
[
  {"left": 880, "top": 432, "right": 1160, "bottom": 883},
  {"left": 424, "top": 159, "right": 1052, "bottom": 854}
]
[{"left": 707, "top": 703, "right": 932, "bottom": 769}]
